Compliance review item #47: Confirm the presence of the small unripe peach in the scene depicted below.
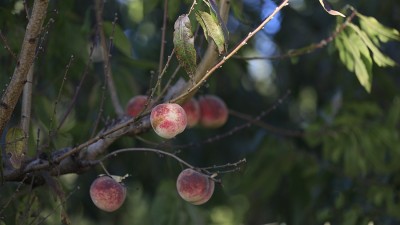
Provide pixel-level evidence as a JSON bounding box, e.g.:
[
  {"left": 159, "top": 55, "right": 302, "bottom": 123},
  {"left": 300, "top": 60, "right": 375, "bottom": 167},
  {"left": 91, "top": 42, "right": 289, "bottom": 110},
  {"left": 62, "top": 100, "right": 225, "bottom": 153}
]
[
  {"left": 90, "top": 176, "right": 127, "bottom": 212},
  {"left": 176, "top": 168, "right": 215, "bottom": 205},
  {"left": 126, "top": 95, "right": 148, "bottom": 117},
  {"left": 199, "top": 95, "right": 228, "bottom": 128},
  {"left": 150, "top": 103, "right": 187, "bottom": 139},
  {"left": 182, "top": 98, "right": 201, "bottom": 128}
]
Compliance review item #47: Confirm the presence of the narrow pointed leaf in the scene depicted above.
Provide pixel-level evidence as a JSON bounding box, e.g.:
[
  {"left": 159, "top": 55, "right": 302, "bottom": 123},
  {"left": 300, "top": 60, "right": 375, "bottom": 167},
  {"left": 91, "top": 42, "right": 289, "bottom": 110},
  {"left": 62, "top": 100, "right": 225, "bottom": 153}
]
[
  {"left": 336, "top": 31, "right": 355, "bottom": 72},
  {"left": 207, "top": 0, "right": 229, "bottom": 43},
  {"left": 348, "top": 23, "right": 396, "bottom": 67},
  {"left": 350, "top": 29, "right": 373, "bottom": 92},
  {"left": 173, "top": 14, "right": 197, "bottom": 77},
  {"left": 5, "top": 127, "right": 26, "bottom": 169},
  {"left": 336, "top": 28, "right": 372, "bottom": 92},
  {"left": 195, "top": 10, "right": 226, "bottom": 54},
  {"left": 319, "top": 0, "right": 345, "bottom": 17},
  {"left": 358, "top": 13, "right": 400, "bottom": 44}
]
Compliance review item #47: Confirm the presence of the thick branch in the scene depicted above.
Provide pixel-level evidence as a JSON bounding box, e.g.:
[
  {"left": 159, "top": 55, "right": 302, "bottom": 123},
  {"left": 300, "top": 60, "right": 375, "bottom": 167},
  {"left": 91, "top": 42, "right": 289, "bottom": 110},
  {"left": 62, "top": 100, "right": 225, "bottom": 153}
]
[{"left": 0, "top": 0, "right": 49, "bottom": 136}]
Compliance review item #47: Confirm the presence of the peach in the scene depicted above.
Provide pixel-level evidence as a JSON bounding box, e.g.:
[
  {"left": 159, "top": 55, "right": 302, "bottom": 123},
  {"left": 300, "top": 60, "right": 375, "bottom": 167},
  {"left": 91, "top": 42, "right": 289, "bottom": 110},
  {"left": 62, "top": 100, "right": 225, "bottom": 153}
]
[
  {"left": 182, "top": 98, "right": 201, "bottom": 128},
  {"left": 90, "top": 176, "right": 127, "bottom": 212},
  {"left": 199, "top": 95, "right": 228, "bottom": 128},
  {"left": 126, "top": 95, "right": 148, "bottom": 117},
  {"left": 176, "top": 168, "right": 215, "bottom": 205},
  {"left": 150, "top": 103, "right": 187, "bottom": 139}
]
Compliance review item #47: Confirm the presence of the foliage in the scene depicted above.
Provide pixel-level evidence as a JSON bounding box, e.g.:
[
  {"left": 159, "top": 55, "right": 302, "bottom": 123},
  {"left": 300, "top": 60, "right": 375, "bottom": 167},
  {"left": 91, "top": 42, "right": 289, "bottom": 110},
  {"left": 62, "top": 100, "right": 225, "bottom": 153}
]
[{"left": 0, "top": 0, "right": 399, "bottom": 224}]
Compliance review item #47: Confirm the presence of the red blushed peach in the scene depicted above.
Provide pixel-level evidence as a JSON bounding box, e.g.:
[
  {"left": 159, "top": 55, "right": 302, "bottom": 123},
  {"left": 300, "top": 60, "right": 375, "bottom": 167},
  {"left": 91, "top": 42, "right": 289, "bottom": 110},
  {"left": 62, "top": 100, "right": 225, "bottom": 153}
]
[
  {"left": 150, "top": 103, "right": 187, "bottom": 139},
  {"left": 90, "top": 176, "right": 127, "bottom": 212},
  {"left": 199, "top": 95, "right": 228, "bottom": 128},
  {"left": 176, "top": 168, "right": 215, "bottom": 205},
  {"left": 182, "top": 98, "right": 201, "bottom": 128},
  {"left": 126, "top": 95, "right": 148, "bottom": 117}
]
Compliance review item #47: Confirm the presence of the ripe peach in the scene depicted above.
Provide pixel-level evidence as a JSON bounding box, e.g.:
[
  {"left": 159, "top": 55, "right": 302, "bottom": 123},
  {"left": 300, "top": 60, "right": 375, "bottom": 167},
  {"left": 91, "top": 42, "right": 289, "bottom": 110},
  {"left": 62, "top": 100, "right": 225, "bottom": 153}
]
[
  {"left": 90, "top": 176, "right": 127, "bottom": 212},
  {"left": 176, "top": 168, "right": 215, "bottom": 205},
  {"left": 182, "top": 98, "right": 201, "bottom": 128},
  {"left": 126, "top": 95, "right": 148, "bottom": 117},
  {"left": 150, "top": 103, "right": 187, "bottom": 139},
  {"left": 199, "top": 95, "right": 228, "bottom": 128}
]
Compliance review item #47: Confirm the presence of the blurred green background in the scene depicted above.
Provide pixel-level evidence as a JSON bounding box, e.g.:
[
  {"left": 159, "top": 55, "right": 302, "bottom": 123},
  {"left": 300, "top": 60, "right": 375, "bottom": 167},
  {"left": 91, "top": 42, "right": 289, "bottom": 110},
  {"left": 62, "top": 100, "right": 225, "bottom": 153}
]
[{"left": 0, "top": 0, "right": 399, "bottom": 224}]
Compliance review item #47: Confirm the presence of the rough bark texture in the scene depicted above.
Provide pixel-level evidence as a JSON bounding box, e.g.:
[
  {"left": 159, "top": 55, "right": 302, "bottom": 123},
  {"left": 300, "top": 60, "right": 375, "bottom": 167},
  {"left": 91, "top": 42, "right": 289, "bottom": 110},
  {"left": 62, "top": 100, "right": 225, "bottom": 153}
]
[{"left": 0, "top": 0, "right": 49, "bottom": 136}]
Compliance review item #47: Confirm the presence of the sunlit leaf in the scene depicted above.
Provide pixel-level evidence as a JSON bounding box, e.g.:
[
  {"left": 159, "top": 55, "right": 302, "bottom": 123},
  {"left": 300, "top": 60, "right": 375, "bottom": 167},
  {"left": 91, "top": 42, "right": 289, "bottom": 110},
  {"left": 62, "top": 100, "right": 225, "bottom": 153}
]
[
  {"left": 173, "top": 14, "right": 197, "bottom": 77},
  {"left": 205, "top": 0, "right": 229, "bottom": 45},
  {"left": 358, "top": 13, "right": 400, "bottom": 44},
  {"left": 319, "top": 0, "right": 345, "bottom": 17},
  {"left": 348, "top": 23, "right": 396, "bottom": 67},
  {"left": 195, "top": 10, "right": 226, "bottom": 54},
  {"left": 103, "top": 21, "right": 132, "bottom": 58},
  {"left": 334, "top": 34, "right": 354, "bottom": 72},
  {"left": 5, "top": 127, "right": 26, "bottom": 169},
  {"left": 349, "top": 28, "right": 373, "bottom": 92}
]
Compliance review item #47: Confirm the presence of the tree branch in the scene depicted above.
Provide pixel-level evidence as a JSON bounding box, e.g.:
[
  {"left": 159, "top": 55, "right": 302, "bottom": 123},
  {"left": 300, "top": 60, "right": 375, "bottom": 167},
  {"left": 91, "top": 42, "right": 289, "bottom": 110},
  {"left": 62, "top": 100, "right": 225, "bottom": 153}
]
[{"left": 0, "top": 0, "right": 49, "bottom": 137}]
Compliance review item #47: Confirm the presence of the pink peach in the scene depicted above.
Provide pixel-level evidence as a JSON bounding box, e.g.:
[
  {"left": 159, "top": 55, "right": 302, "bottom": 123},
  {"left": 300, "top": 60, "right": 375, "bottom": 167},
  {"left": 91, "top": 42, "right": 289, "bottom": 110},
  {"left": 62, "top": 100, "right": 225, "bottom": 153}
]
[
  {"left": 182, "top": 98, "right": 201, "bottom": 128},
  {"left": 126, "top": 95, "right": 148, "bottom": 117},
  {"left": 150, "top": 103, "right": 187, "bottom": 139},
  {"left": 176, "top": 168, "right": 215, "bottom": 205},
  {"left": 199, "top": 95, "right": 228, "bottom": 128},
  {"left": 90, "top": 176, "right": 127, "bottom": 212}
]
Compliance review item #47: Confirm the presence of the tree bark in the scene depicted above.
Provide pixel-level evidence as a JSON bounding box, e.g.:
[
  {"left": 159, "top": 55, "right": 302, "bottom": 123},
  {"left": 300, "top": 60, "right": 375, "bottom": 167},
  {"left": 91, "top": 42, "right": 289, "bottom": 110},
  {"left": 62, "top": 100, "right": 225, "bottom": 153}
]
[{"left": 0, "top": 0, "right": 49, "bottom": 136}]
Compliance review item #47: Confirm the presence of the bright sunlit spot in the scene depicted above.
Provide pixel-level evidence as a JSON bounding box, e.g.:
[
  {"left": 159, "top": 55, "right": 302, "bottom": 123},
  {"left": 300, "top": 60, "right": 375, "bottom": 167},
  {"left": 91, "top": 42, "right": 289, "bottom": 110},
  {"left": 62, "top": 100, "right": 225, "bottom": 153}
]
[
  {"left": 255, "top": 32, "right": 278, "bottom": 57},
  {"left": 210, "top": 206, "right": 235, "bottom": 225},
  {"left": 128, "top": 0, "right": 144, "bottom": 23},
  {"left": 260, "top": 0, "right": 282, "bottom": 35},
  {"left": 244, "top": 49, "right": 277, "bottom": 97}
]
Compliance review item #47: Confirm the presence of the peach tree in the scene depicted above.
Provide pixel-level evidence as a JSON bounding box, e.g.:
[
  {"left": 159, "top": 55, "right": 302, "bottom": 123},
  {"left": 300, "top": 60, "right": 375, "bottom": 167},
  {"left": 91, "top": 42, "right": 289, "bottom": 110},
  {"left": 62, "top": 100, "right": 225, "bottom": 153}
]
[{"left": 0, "top": 0, "right": 399, "bottom": 224}]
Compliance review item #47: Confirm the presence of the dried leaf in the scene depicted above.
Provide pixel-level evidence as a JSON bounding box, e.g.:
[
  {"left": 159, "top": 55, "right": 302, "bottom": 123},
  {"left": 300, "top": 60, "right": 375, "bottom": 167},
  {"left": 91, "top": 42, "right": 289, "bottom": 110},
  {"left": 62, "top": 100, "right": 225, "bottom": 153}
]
[
  {"left": 5, "top": 127, "right": 26, "bottom": 169},
  {"left": 206, "top": 0, "right": 229, "bottom": 44},
  {"left": 173, "top": 14, "right": 197, "bottom": 77},
  {"left": 319, "top": 0, "right": 345, "bottom": 17}
]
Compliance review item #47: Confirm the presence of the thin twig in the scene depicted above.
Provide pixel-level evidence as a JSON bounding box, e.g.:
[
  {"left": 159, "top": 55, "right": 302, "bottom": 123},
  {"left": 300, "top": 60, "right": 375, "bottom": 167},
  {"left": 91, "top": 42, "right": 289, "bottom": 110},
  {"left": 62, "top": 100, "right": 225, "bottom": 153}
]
[
  {"left": 233, "top": 8, "right": 357, "bottom": 61},
  {"left": 91, "top": 147, "right": 222, "bottom": 183},
  {"left": 98, "top": 147, "right": 195, "bottom": 169},
  {"left": 95, "top": 0, "right": 124, "bottom": 116},
  {"left": 56, "top": 44, "right": 94, "bottom": 133},
  {"left": 50, "top": 55, "right": 74, "bottom": 134},
  {"left": 228, "top": 109, "right": 304, "bottom": 137},
  {"left": 0, "top": 30, "right": 18, "bottom": 61},
  {"left": 158, "top": 0, "right": 169, "bottom": 84}
]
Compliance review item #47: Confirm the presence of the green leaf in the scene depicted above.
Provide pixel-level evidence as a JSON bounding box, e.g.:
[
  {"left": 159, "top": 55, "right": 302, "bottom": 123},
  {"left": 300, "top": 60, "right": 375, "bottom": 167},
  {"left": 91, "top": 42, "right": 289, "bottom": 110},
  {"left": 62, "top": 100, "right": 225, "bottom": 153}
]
[
  {"left": 103, "top": 21, "right": 132, "bottom": 58},
  {"left": 346, "top": 28, "right": 373, "bottom": 92},
  {"left": 173, "top": 14, "right": 197, "bottom": 77},
  {"left": 335, "top": 31, "right": 354, "bottom": 72},
  {"left": 358, "top": 13, "right": 400, "bottom": 44},
  {"left": 5, "top": 127, "right": 26, "bottom": 169},
  {"left": 348, "top": 23, "right": 396, "bottom": 67},
  {"left": 195, "top": 10, "right": 226, "bottom": 54},
  {"left": 205, "top": 0, "right": 229, "bottom": 45},
  {"left": 385, "top": 97, "right": 400, "bottom": 128}
]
